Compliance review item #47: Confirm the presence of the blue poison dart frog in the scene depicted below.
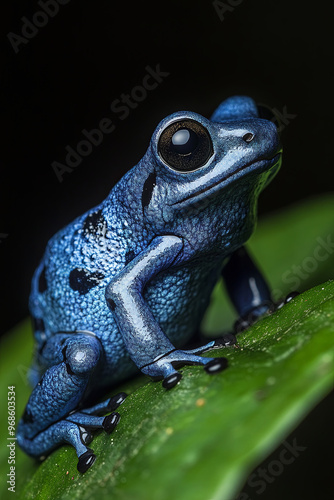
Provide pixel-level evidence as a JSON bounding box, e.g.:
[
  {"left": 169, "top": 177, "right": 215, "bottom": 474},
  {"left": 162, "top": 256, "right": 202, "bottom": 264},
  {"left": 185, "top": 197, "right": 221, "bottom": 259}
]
[{"left": 18, "top": 95, "right": 290, "bottom": 474}]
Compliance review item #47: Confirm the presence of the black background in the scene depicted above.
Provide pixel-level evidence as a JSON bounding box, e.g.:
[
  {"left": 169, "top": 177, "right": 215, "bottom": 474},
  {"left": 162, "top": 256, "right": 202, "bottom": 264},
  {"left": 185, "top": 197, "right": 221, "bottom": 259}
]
[{"left": 0, "top": 1, "right": 332, "bottom": 497}]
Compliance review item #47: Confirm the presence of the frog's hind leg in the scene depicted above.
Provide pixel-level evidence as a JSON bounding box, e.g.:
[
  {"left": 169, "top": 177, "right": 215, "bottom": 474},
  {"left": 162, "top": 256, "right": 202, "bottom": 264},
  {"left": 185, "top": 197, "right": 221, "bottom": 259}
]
[
  {"left": 17, "top": 419, "right": 97, "bottom": 473},
  {"left": 17, "top": 333, "right": 119, "bottom": 473}
]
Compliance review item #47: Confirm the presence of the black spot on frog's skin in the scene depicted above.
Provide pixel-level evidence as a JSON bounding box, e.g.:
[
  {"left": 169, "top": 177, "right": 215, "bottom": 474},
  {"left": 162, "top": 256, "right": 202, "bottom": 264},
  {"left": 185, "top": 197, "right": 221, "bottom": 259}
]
[
  {"left": 69, "top": 268, "right": 105, "bottom": 295},
  {"left": 38, "top": 266, "right": 47, "bottom": 293},
  {"left": 22, "top": 408, "right": 34, "bottom": 424},
  {"left": 83, "top": 209, "right": 107, "bottom": 238},
  {"left": 125, "top": 249, "right": 135, "bottom": 265},
  {"left": 141, "top": 171, "right": 156, "bottom": 212}
]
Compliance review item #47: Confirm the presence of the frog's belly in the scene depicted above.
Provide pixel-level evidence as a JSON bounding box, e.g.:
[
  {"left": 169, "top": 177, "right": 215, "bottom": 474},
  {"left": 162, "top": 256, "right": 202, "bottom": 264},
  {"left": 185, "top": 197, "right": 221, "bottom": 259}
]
[{"left": 144, "top": 263, "right": 221, "bottom": 347}]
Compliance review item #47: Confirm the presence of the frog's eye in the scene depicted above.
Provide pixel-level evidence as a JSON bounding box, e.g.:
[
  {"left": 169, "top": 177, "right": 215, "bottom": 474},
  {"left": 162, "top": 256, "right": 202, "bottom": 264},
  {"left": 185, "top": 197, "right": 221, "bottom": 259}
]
[{"left": 158, "top": 119, "right": 213, "bottom": 172}]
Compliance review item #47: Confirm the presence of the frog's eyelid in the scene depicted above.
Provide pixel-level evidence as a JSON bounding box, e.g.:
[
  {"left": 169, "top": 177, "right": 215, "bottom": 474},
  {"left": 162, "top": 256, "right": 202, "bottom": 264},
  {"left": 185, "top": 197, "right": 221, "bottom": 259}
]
[{"left": 153, "top": 111, "right": 211, "bottom": 143}]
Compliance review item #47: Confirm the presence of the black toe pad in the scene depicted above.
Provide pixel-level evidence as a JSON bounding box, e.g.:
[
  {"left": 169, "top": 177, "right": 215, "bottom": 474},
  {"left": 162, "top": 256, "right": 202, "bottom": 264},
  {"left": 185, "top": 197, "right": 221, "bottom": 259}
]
[
  {"left": 77, "top": 449, "right": 96, "bottom": 473},
  {"left": 204, "top": 357, "right": 228, "bottom": 374},
  {"left": 108, "top": 392, "right": 128, "bottom": 411},
  {"left": 103, "top": 412, "right": 120, "bottom": 433},
  {"left": 162, "top": 372, "right": 182, "bottom": 390},
  {"left": 284, "top": 291, "right": 300, "bottom": 304}
]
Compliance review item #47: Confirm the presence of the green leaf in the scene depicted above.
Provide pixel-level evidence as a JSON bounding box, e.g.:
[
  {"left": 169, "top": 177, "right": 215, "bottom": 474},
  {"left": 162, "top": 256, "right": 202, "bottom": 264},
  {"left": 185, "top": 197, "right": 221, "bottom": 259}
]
[{"left": 0, "top": 196, "right": 333, "bottom": 500}]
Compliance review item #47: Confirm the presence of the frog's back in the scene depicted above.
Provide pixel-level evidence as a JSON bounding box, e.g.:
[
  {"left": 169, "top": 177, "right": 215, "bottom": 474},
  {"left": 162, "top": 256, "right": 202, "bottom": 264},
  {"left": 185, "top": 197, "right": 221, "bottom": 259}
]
[{"left": 29, "top": 200, "right": 126, "bottom": 338}]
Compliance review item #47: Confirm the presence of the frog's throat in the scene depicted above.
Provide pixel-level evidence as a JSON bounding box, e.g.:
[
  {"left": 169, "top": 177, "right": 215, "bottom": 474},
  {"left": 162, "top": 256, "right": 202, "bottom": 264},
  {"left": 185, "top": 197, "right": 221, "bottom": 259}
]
[{"left": 171, "top": 152, "right": 282, "bottom": 206}]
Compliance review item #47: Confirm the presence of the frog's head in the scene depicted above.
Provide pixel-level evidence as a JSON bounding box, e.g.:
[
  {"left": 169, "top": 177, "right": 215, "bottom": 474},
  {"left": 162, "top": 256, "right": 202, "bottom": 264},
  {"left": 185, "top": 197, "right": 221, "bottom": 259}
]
[{"left": 130, "top": 96, "right": 282, "bottom": 243}]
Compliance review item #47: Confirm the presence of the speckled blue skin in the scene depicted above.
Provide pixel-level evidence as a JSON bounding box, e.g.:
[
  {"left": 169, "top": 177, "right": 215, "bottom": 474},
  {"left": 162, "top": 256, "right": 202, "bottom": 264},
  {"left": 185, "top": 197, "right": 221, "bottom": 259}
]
[{"left": 17, "top": 96, "right": 282, "bottom": 473}]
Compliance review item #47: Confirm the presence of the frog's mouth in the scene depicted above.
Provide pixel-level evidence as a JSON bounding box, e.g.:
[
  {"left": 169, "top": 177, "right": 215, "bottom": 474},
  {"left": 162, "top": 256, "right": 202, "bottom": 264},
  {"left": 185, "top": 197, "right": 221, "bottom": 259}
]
[{"left": 171, "top": 152, "right": 282, "bottom": 206}]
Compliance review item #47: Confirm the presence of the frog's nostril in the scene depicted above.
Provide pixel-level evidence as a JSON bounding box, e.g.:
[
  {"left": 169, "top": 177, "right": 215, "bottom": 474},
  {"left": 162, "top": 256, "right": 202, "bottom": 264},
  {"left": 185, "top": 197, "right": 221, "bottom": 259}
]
[{"left": 243, "top": 133, "right": 255, "bottom": 143}]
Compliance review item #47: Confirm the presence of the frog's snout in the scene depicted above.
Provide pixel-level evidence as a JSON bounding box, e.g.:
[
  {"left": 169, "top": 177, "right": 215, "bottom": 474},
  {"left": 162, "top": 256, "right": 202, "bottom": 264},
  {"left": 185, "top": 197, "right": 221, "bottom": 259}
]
[{"left": 247, "top": 119, "right": 282, "bottom": 159}]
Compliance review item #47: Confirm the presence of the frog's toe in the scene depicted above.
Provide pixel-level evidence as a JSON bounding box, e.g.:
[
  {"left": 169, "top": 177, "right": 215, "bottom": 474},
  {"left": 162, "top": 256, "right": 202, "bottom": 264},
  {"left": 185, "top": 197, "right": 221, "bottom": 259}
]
[
  {"left": 275, "top": 291, "right": 300, "bottom": 310},
  {"left": 77, "top": 449, "right": 96, "bottom": 473},
  {"left": 107, "top": 392, "right": 128, "bottom": 412},
  {"left": 79, "top": 426, "right": 93, "bottom": 445},
  {"left": 103, "top": 412, "right": 120, "bottom": 434},
  {"left": 204, "top": 357, "right": 228, "bottom": 374},
  {"left": 81, "top": 392, "right": 128, "bottom": 416},
  {"left": 66, "top": 410, "right": 120, "bottom": 437},
  {"left": 284, "top": 291, "right": 300, "bottom": 303},
  {"left": 162, "top": 372, "right": 182, "bottom": 390}
]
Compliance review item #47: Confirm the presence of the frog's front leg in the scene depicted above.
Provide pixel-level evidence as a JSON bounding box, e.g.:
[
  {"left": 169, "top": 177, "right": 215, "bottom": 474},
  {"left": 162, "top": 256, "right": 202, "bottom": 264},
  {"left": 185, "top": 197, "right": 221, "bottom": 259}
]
[
  {"left": 106, "top": 235, "right": 227, "bottom": 389},
  {"left": 218, "top": 246, "right": 300, "bottom": 340},
  {"left": 222, "top": 246, "right": 273, "bottom": 333}
]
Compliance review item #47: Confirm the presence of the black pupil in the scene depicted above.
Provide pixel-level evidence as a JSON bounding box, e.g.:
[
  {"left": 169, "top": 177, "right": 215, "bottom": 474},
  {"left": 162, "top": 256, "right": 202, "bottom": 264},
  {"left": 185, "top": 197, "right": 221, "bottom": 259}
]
[
  {"left": 158, "top": 118, "right": 213, "bottom": 172},
  {"left": 171, "top": 129, "right": 199, "bottom": 155}
]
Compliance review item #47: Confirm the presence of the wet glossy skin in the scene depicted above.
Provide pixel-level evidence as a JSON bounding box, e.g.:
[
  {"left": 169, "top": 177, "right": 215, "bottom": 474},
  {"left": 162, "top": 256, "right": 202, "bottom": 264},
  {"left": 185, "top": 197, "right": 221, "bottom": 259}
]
[{"left": 17, "top": 95, "right": 282, "bottom": 473}]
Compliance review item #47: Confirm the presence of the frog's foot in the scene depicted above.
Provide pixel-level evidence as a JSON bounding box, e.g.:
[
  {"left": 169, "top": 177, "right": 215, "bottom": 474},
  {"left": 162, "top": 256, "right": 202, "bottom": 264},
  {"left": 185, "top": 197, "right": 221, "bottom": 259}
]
[
  {"left": 17, "top": 392, "right": 128, "bottom": 474},
  {"left": 65, "top": 391, "right": 128, "bottom": 472},
  {"left": 17, "top": 419, "right": 98, "bottom": 473},
  {"left": 233, "top": 292, "right": 300, "bottom": 334},
  {"left": 141, "top": 342, "right": 228, "bottom": 389},
  {"left": 67, "top": 391, "right": 127, "bottom": 472},
  {"left": 65, "top": 409, "right": 120, "bottom": 470}
]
